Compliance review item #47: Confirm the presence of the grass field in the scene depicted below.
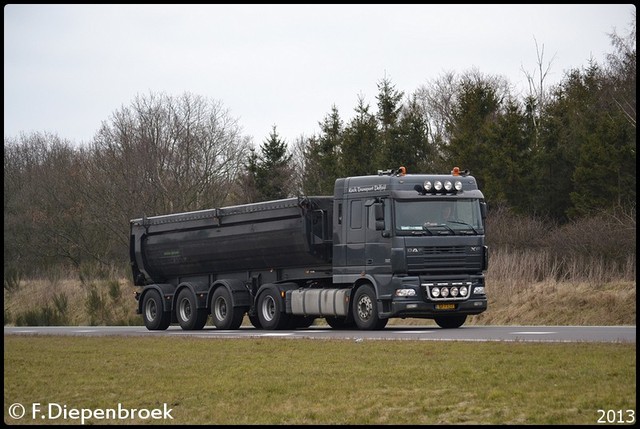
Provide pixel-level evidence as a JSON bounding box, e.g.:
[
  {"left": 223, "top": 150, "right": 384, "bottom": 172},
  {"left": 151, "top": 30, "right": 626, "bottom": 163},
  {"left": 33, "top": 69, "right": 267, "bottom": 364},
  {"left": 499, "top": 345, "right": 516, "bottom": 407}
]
[
  {"left": 3, "top": 335, "right": 636, "bottom": 425},
  {"left": 4, "top": 247, "right": 636, "bottom": 425}
]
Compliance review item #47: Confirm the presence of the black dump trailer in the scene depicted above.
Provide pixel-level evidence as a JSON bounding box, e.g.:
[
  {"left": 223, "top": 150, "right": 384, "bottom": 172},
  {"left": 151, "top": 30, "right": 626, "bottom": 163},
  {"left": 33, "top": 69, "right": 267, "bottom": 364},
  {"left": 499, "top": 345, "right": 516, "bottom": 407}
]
[
  {"left": 131, "top": 167, "right": 488, "bottom": 331},
  {"left": 130, "top": 196, "right": 335, "bottom": 330}
]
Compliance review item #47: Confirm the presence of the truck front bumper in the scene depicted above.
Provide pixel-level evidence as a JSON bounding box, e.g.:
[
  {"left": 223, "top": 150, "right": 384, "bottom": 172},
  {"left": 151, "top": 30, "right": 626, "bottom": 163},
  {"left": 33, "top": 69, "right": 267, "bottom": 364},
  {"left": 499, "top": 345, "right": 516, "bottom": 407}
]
[{"left": 384, "top": 296, "right": 487, "bottom": 319}]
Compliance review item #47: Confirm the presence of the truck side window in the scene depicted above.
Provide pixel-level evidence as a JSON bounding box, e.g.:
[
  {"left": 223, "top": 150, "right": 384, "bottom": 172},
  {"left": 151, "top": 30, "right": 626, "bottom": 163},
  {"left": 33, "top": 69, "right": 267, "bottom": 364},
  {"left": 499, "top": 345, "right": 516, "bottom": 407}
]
[
  {"left": 367, "top": 203, "right": 384, "bottom": 230},
  {"left": 350, "top": 200, "right": 362, "bottom": 229}
]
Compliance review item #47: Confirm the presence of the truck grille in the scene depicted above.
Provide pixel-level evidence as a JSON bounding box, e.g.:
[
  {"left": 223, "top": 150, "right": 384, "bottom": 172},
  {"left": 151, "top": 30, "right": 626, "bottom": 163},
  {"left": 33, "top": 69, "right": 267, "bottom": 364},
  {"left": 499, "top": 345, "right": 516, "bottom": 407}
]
[{"left": 406, "top": 246, "right": 482, "bottom": 274}]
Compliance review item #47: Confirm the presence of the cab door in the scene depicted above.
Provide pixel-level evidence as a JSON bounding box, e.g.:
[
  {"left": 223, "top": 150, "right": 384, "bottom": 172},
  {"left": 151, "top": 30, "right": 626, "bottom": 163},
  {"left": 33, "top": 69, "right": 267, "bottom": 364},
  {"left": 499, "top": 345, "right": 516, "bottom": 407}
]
[
  {"left": 345, "top": 198, "right": 365, "bottom": 273},
  {"left": 365, "top": 199, "right": 391, "bottom": 274}
]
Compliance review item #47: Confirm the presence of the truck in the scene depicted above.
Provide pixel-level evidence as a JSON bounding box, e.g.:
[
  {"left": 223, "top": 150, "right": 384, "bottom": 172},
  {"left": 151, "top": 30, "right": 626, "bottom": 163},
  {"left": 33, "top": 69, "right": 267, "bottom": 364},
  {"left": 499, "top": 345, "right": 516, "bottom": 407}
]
[{"left": 130, "top": 166, "right": 488, "bottom": 331}]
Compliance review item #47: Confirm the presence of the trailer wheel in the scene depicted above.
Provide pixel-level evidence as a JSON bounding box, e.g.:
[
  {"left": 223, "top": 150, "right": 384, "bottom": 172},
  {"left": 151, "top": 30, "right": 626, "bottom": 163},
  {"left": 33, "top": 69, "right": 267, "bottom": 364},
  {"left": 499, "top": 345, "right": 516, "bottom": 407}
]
[
  {"left": 142, "top": 290, "right": 170, "bottom": 331},
  {"left": 211, "top": 287, "right": 245, "bottom": 330},
  {"left": 434, "top": 314, "right": 467, "bottom": 329},
  {"left": 257, "top": 288, "right": 290, "bottom": 330},
  {"left": 352, "top": 284, "right": 388, "bottom": 330},
  {"left": 176, "top": 289, "right": 207, "bottom": 330}
]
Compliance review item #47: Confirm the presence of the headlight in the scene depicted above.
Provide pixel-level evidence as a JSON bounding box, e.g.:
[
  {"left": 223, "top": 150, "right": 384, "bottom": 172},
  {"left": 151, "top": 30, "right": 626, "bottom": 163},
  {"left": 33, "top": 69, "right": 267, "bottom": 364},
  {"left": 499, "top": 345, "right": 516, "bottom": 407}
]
[
  {"left": 454, "top": 180, "right": 463, "bottom": 191},
  {"left": 434, "top": 180, "right": 443, "bottom": 191},
  {"left": 460, "top": 286, "right": 468, "bottom": 296},
  {"left": 424, "top": 180, "right": 432, "bottom": 191},
  {"left": 473, "top": 286, "right": 485, "bottom": 295},
  {"left": 431, "top": 287, "right": 440, "bottom": 297},
  {"left": 395, "top": 288, "right": 416, "bottom": 297},
  {"left": 444, "top": 180, "right": 453, "bottom": 191},
  {"left": 451, "top": 287, "right": 459, "bottom": 297},
  {"left": 441, "top": 287, "right": 449, "bottom": 297}
]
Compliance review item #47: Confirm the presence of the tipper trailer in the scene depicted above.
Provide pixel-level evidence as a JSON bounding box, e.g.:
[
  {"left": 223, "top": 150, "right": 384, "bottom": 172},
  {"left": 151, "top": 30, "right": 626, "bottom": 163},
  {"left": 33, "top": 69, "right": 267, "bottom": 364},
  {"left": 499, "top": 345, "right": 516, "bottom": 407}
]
[{"left": 130, "top": 167, "right": 488, "bottom": 331}]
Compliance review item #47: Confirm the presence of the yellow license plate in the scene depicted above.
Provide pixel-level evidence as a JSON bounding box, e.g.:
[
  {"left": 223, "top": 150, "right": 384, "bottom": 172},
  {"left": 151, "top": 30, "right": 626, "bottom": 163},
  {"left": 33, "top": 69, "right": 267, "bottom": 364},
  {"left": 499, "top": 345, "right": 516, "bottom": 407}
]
[{"left": 435, "top": 303, "right": 456, "bottom": 310}]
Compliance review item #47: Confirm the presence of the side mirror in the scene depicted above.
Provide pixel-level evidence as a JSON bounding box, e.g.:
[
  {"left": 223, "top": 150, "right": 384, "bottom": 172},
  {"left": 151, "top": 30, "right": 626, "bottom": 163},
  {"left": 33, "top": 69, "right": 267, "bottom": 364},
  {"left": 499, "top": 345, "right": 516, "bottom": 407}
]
[{"left": 480, "top": 202, "right": 487, "bottom": 220}]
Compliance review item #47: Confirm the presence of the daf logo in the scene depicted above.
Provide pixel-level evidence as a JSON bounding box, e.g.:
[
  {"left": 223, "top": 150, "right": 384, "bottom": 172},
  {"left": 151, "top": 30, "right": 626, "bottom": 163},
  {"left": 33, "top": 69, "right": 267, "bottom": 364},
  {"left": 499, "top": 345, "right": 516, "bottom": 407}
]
[
  {"left": 407, "top": 248, "right": 420, "bottom": 253},
  {"left": 470, "top": 246, "right": 480, "bottom": 252}
]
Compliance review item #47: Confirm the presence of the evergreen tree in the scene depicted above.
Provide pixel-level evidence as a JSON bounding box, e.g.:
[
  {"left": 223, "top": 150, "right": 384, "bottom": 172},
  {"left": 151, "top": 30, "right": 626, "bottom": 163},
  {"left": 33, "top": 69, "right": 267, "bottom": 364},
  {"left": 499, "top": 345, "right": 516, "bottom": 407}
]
[
  {"left": 308, "top": 105, "right": 343, "bottom": 194},
  {"left": 376, "top": 76, "right": 405, "bottom": 169},
  {"left": 484, "top": 97, "right": 533, "bottom": 213},
  {"left": 341, "top": 95, "right": 379, "bottom": 176},
  {"left": 535, "top": 64, "right": 606, "bottom": 220},
  {"left": 247, "top": 125, "right": 293, "bottom": 201},
  {"left": 568, "top": 63, "right": 636, "bottom": 217},
  {"left": 444, "top": 74, "right": 501, "bottom": 194},
  {"left": 395, "top": 94, "right": 431, "bottom": 173}
]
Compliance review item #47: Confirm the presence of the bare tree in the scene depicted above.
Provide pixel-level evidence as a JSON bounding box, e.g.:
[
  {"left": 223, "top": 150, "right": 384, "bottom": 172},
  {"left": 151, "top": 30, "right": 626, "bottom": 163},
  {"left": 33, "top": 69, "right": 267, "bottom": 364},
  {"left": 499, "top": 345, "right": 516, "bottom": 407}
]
[
  {"left": 521, "top": 36, "right": 557, "bottom": 140},
  {"left": 81, "top": 91, "right": 251, "bottom": 261},
  {"left": 605, "top": 10, "right": 636, "bottom": 128}
]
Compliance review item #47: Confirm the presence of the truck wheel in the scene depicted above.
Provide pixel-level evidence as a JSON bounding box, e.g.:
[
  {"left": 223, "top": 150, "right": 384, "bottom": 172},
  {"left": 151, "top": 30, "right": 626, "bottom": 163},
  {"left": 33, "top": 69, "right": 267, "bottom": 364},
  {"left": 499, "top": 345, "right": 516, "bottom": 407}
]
[
  {"left": 142, "top": 289, "right": 170, "bottom": 331},
  {"left": 257, "top": 288, "right": 290, "bottom": 330},
  {"left": 176, "top": 289, "right": 207, "bottom": 330},
  {"left": 211, "top": 287, "right": 245, "bottom": 330},
  {"left": 434, "top": 314, "right": 467, "bottom": 329},
  {"left": 325, "top": 316, "right": 355, "bottom": 330},
  {"left": 352, "top": 284, "right": 388, "bottom": 330},
  {"left": 248, "top": 313, "right": 262, "bottom": 329}
]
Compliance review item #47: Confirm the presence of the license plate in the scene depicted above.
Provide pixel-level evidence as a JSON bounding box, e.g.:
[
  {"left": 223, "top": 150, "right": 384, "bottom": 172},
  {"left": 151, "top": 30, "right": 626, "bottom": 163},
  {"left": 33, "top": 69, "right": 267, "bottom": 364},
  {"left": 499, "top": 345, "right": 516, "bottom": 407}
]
[{"left": 435, "top": 303, "right": 456, "bottom": 310}]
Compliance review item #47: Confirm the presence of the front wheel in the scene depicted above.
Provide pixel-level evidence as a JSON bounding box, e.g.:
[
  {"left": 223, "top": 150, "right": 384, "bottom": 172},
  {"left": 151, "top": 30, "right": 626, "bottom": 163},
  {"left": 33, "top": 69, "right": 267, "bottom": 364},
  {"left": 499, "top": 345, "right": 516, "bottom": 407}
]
[
  {"left": 434, "top": 314, "right": 467, "bottom": 329},
  {"left": 176, "top": 289, "right": 208, "bottom": 330},
  {"left": 142, "top": 289, "right": 170, "bottom": 331},
  {"left": 211, "top": 287, "right": 245, "bottom": 330},
  {"left": 352, "top": 284, "right": 388, "bottom": 330}
]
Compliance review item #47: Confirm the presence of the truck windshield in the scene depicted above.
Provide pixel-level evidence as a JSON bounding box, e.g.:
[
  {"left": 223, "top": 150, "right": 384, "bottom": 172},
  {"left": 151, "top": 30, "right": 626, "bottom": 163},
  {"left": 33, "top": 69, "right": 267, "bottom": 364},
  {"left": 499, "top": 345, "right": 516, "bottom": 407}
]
[{"left": 394, "top": 199, "right": 484, "bottom": 235}]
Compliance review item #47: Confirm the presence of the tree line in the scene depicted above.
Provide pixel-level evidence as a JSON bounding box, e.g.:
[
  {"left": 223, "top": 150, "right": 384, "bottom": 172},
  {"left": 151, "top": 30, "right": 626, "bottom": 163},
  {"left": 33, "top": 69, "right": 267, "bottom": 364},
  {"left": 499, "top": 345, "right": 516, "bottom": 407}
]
[{"left": 4, "top": 16, "right": 635, "bottom": 279}]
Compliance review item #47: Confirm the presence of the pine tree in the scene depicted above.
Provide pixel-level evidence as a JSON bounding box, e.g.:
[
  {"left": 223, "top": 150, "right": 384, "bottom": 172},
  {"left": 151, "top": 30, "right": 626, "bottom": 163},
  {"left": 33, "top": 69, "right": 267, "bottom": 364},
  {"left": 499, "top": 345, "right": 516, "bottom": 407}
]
[
  {"left": 341, "top": 95, "right": 379, "bottom": 176},
  {"left": 248, "top": 125, "right": 293, "bottom": 201}
]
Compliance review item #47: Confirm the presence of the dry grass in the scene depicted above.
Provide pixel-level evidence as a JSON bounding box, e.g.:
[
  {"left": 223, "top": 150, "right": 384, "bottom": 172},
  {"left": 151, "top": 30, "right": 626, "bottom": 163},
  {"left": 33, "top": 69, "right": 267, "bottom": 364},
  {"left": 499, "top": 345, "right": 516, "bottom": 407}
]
[{"left": 4, "top": 277, "right": 140, "bottom": 326}]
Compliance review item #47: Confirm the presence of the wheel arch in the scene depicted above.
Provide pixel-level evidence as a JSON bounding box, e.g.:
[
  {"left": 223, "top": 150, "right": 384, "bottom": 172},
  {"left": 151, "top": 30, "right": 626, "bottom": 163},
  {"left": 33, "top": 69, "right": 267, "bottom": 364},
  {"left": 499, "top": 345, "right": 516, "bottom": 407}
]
[
  {"left": 137, "top": 283, "right": 175, "bottom": 314},
  {"left": 174, "top": 281, "right": 209, "bottom": 312},
  {"left": 209, "top": 279, "right": 251, "bottom": 311}
]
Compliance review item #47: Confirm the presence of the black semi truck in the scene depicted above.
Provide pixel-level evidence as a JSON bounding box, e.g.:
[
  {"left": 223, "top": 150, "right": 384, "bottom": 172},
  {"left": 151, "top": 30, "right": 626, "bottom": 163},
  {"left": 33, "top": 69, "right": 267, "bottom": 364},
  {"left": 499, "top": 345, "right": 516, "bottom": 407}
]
[{"left": 130, "top": 167, "right": 488, "bottom": 331}]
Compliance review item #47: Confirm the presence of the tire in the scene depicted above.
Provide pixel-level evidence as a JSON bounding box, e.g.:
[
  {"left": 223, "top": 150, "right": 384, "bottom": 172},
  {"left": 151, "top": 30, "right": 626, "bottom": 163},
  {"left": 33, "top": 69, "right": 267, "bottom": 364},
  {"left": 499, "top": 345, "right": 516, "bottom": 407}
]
[
  {"left": 325, "top": 315, "right": 355, "bottom": 330},
  {"left": 142, "top": 289, "right": 170, "bottom": 331},
  {"left": 176, "top": 288, "right": 207, "bottom": 330},
  {"left": 434, "top": 314, "right": 467, "bottom": 329},
  {"left": 210, "top": 287, "right": 245, "bottom": 330},
  {"left": 257, "top": 287, "right": 290, "bottom": 330},
  {"left": 352, "top": 284, "right": 388, "bottom": 330},
  {"left": 248, "top": 313, "right": 262, "bottom": 329}
]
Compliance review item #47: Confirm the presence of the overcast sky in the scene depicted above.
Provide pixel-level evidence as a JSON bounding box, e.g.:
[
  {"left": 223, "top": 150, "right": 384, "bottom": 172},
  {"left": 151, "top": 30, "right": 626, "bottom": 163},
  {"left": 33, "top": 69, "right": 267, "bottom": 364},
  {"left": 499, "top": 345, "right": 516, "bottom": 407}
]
[{"left": 4, "top": 4, "right": 635, "bottom": 146}]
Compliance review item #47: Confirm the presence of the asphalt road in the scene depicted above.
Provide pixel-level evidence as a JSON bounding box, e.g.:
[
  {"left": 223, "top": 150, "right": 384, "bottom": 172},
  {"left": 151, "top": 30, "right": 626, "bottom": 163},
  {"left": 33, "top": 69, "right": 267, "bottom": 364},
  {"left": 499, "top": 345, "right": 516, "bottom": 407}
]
[{"left": 4, "top": 325, "right": 635, "bottom": 343}]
